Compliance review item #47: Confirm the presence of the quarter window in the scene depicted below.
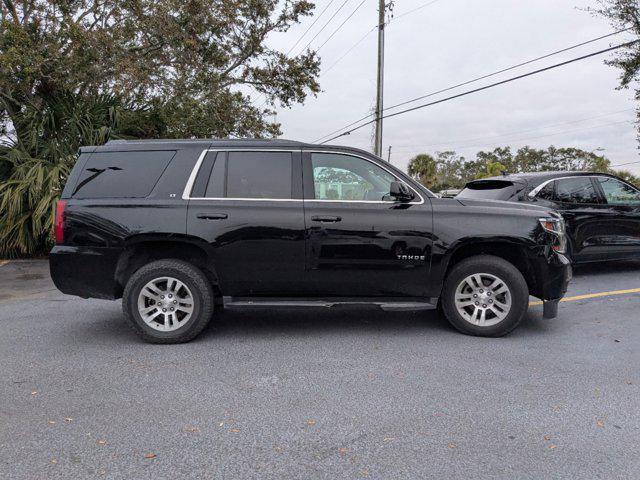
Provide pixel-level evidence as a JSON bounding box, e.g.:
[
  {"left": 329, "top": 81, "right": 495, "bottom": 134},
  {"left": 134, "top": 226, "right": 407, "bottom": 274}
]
[
  {"left": 596, "top": 177, "right": 640, "bottom": 205},
  {"left": 535, "top": 181, "right": 556, "bottom": 201},
  {"left": 225, "top": 152, "right": 292, "bottom": 199},
  {"left": 311, "top": 153, "right": 396, "bottom": 201},
  {"left": 73, "top": 150, "right": 175, "bottom": 199},
  {"left": 554, "top": 177, "right": 600, "bottom": 204}
]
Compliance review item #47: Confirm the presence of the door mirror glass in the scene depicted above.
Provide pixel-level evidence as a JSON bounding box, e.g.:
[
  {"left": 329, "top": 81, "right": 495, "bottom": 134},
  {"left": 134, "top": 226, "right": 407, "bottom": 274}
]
[{"left": 390, "top": 181, "right": 415, "bottom": 202}]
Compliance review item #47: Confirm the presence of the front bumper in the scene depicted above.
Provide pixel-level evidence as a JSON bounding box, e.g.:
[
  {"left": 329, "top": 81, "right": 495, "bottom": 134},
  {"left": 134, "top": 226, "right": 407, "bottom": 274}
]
[
  {"left": 50, "top": 245, "right": 122, "bottom": 300},
  {"left": 532, "top": 251, "right": 572, "bottom": 302}
]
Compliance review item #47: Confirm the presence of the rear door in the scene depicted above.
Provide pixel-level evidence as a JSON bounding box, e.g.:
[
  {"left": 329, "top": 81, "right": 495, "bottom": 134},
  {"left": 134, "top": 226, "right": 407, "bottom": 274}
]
[
  {"left": 301, "top": 150, "right": 433, "bottom": 298},
  {"left": 186, "top": 149, "right": 306, "bottom": 296}
]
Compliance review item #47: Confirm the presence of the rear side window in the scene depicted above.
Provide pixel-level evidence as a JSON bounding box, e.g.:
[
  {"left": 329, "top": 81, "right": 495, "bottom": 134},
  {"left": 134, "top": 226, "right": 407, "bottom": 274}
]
[
  {"left": 555, "top": 177, "right": 601, "bottom": 204},
  {"left": 72, "top": 151, "right": 175, "bottom": 199},
  {"left": 225, "top": 152, "right": 292, "bottom": 199},
  {"left": 535, "top": 181, "right": 556, "bottom": 201},
  {"left": 458, "top": 180, "right": 517, "bottom": 200}
]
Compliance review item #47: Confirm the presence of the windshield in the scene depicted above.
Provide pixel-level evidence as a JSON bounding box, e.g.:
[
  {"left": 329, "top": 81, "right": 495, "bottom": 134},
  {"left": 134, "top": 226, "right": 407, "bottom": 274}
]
[{"left": 457, "top": 180, "right": 518, "bottom": 200}]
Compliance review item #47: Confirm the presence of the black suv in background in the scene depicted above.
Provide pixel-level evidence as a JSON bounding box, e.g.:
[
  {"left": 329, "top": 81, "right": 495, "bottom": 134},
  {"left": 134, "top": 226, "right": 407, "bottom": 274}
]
[
  {"left": 50, "top": 139, "right": 571, "bottom": 343},
  {"left": 458, "top": 172, "right": 640, "bottom": 264}
]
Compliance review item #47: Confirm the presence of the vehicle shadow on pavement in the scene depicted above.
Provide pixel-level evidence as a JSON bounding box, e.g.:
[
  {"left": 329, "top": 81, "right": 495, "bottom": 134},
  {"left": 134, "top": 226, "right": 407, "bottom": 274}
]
[
  {"left": 67, "top": 302, "right": 556, "bottom": 344},
  {"left": 572, "top": 259, "right": 640, "bottom": 277}
]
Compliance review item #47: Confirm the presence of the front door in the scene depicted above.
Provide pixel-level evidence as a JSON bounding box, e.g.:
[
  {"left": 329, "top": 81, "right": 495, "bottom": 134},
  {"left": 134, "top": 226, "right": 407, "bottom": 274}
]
[
  {"left": 186, "top": 149, "right": 306, "bottom": 296},
  {"left": 302, "top": 151, "right": 433, "bottom": 298}
]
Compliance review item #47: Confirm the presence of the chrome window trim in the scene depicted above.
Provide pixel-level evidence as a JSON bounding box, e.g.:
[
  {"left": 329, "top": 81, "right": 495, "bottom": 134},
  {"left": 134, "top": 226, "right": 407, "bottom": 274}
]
[
  {"left": 528, "top": 175, "right": 597, "bottom": 199},
  {"left": 182, "top": 148, "right": 425, "bottom": 205}
]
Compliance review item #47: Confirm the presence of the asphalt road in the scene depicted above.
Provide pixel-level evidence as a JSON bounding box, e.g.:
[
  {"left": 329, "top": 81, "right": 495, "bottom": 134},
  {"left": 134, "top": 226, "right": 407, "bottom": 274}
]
[{"left": 1, "top": 259, "right": 639, "bottom": 479}]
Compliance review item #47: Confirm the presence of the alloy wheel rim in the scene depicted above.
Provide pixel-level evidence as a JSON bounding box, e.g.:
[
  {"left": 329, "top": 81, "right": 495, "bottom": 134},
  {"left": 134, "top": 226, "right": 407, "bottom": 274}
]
[
  {"left": 137, "top": 277, "right": 194, "bottom": 332},
  {"left": 454, "top": 273, "right": 512, "bottom": 327}
]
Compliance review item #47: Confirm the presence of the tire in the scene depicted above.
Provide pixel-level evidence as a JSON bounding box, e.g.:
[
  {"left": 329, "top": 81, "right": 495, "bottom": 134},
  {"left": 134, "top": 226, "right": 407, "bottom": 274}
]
[
  {"left": 441, "top": 255, "right": 528, "bottom": 337},
  {"left": 122, "top": 259, "right": 214, "bottom": 344}
]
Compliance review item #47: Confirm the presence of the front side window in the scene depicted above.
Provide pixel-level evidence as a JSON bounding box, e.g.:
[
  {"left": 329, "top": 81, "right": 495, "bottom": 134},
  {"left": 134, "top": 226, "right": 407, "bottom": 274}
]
[
  {"left": 555, "top": 177, "right": 601, "bottom": 204},
  {"left": 311, "top": 153, "right": 396, "bottom": 201},
  {"left": 225, "top": 151, "right": 292, "bottom": 199},
  {"left": 597, "top": 177, "right": 640, "bottom": 205}
]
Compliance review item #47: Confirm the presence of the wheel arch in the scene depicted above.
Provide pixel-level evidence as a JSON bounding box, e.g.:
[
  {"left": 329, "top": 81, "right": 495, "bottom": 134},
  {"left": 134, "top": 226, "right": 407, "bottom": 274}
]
[
  {"left": 441, "top": 238, "right": 539, "bottom": 295},
  {"left": 114, "top": 234, "right": 221, "bottom": 299}
]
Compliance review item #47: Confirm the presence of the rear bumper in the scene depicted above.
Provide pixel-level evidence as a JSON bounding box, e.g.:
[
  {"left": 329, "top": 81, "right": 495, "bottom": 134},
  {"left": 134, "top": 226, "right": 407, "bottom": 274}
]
[{"left": 49, "top": 246, "right": 122, "bottom": 300}]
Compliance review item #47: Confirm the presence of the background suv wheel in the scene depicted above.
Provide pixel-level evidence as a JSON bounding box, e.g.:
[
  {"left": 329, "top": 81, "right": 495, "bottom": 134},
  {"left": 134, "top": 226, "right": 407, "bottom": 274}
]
[
  {"left": 123, "top": 259, "right": 214, "bottom": 343},
  {"left": 441, "top": 255, "right": 529, "bottom": 337}
]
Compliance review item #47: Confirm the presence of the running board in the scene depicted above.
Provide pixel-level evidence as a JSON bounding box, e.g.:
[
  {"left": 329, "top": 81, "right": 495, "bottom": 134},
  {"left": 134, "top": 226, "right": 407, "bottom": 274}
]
[{"left": 222, "top": 297, "right": 438, "bottom": 311}]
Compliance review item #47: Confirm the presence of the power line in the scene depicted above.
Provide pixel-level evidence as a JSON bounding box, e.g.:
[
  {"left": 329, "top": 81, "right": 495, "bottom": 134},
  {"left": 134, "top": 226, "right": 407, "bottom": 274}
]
[
  {"left": 392, "top": 0, "right": 442, "bottom": 22},
  {"left": 297, "top": 0, "right": 353, "bottom": 55},
  {"left": 322, "top": 0, "right": 443, "bottom": 76},
  {"left": 323, "top": 26, "right": 376, "bottom": 74},
  {"left": 316, "top": 0, "right": 368, "bottom": 53},
  {"left": 314, "top": 28, "right": 631, "bottom": 142},
  {"left": 317, "top": 41, "right": 638, "bottom": 144},
  {"left": 611, "top": 159, "right": 640, "bottom": 168},
  {"left": 395, "top": 120, "right": 635, "bottom": 155},
  {"left": 392, "top": 108, "right": 635, "bottom": 150},
  {"left": 286, "top": 0, "right": 337, "bottom": 56}
]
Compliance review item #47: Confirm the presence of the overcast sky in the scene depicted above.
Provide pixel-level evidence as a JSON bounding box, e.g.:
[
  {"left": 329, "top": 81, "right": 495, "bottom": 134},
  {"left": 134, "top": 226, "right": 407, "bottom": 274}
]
[{"left": 265, "top": 0, "right": 640, "bottom": 175}]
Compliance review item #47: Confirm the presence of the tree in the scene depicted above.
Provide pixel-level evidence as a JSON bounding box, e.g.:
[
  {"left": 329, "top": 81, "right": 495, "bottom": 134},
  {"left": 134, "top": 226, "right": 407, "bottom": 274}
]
[
  {"left": 0, "top": 0, "right": 320, "bottom": 141},
  {"left": 0, "top": 0, "right": 321, "bottom": 256},
  {"left": 408, "top": 145, "right": 639, "bottom": 192},
  {"left": 594, "top": 1, "right": 640, "bottom": 141},
  {"left": 408, "top": 153, "right": 439, "bottom": 188},
  {"left": 0, "top": 95, "right": 158, "bottom": 257}
]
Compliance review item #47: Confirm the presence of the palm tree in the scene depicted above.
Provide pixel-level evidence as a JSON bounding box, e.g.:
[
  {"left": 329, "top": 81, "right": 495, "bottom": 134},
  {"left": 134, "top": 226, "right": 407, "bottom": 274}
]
[
  {"left": 0, "top": 94, "right": 159, "bottom": 257},
  {"left": 408, "top": 153, "right": 439, "bottom": 188}
]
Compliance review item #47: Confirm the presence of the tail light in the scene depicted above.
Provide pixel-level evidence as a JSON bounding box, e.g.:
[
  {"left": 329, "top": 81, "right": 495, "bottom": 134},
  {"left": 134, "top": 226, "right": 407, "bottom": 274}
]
[
  {"left": 539, "top": 217, "right": 566, "bottom": 254},
  {"left": 54, "top": 200, "right": 67, "bottom": 244}
]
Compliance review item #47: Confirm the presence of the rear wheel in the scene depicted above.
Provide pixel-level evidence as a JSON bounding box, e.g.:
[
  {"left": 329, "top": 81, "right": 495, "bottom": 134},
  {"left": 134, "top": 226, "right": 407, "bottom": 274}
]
[
  {"left": 123, "top": 259, "right": 214, "bottom": 343},
  {"left": 441, "top": 255, "right": 528, "bottom": 337}
]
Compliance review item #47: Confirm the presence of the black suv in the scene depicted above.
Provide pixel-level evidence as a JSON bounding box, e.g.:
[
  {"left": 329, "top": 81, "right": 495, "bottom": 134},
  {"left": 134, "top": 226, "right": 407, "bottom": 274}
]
[
  {"left": 458, "top": 172, "right": 640, "bottom": 263},
  {"left": 50, "top": 139, "right": 571, "bottom": 343}
]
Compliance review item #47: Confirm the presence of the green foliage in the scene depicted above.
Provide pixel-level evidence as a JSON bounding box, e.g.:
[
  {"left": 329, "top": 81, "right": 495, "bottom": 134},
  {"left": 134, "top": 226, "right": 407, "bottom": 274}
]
[
  {"left": 0, "top": 0, "right": 321, "bottom": 257},
  {"left": 0, "top": 94, "right": 160, "bottom": 257},
  {"left": 408, "top": 145, "right": 640, "bottom": 192},
  {"left": 407, "top": 153, "right": 439, "bottom": 188},
  {"left": 594, "top": 1, "right": 640, "bottom": 140}
]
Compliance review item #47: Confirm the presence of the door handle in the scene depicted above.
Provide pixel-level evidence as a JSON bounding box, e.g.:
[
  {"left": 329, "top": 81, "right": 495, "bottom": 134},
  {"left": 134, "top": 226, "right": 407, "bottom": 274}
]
[
  {"left": 197, "top": 213, "right": 228, "bottom": 220},
  {"left": 311, "top": 215, "right": 342, "bottom": 223}
]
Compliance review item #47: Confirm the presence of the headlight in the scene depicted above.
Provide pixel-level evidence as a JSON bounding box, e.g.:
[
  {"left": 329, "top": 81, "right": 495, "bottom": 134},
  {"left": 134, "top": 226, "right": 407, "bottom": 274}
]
[{"left": 539, "top": 217, "right": 566, "bottom": 254}]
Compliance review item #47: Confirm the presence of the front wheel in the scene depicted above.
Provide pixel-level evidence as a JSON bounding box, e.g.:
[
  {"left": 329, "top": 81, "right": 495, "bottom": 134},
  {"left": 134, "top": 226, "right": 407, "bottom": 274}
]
[{"left": 441, "top": 255, "right": 529, "bottom": 337}]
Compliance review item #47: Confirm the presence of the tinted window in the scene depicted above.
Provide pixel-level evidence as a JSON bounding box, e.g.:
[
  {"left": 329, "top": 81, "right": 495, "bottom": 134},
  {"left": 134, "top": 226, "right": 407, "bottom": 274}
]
[
  {"left": 190, "top": 152, "right": 217, "bottom": 198},
  {"left": 311, "top": 153, "right": 396, "bottom": 201},
  {"left": 205, "top": 154, "right": 226, "bottom": 198},
  {"left": 535, "top": 181, "right": 555, "bottom": 201},
  {"left": 597, "top": 176, "right": 640, "bottom": 205},
  {"left": 73, "top": 151, "right": 175, "bottom": 199},
  {"left": 458, "top": 181, "right": 516, "bottom": 200},
  {"left": 226, "top": 151, "right": 292, "bottom": 199},
  {"left": 555, "top": 177, "right": 600, "bottom": 204}
]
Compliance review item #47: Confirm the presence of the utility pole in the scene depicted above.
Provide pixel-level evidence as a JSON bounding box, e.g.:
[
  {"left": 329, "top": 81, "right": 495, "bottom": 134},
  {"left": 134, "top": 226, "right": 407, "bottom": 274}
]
[
  {"left": 387, "top": 145, "right": 392, "bottom": 162},
  {"left": 374, "top": 0, "right": 385, "bottom": 157}
]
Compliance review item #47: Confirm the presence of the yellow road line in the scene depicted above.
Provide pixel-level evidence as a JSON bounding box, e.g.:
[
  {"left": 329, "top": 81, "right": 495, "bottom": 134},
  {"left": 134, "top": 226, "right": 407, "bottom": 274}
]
[
  {"left": 0, "top": 260, "right": 9, "bottom": 267},
  {"left": 530, "top": 287, "right": 640, "bottom": 306}
]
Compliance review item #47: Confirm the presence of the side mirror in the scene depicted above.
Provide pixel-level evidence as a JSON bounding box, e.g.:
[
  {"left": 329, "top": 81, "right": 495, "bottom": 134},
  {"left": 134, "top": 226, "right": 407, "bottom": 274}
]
[{"left": 390, "top": 181, "right": 414, "bottom": 202}]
